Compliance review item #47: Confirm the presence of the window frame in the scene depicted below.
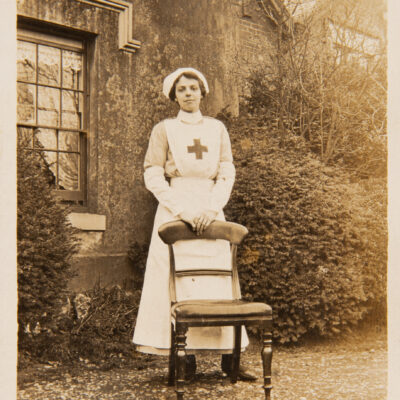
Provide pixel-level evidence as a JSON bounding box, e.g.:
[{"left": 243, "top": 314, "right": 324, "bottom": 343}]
[{"left": 17, "top": 19, "right": 93, "bottom": 204}]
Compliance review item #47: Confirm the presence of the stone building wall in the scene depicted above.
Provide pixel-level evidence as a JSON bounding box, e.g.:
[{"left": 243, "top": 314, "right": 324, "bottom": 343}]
[{"left": 17, "top": 0, "right": 279, "bottom": 290}]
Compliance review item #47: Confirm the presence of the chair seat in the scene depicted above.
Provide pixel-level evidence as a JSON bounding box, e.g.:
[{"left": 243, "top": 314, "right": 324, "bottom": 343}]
[{"left": 171, "top": 299, "right": 272, "bottom": 319}]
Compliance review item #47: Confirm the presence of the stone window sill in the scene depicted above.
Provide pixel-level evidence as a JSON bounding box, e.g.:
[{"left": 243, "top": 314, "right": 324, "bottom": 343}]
[{"left": 68, "top": 212, "right": 106, "bottom": 231}]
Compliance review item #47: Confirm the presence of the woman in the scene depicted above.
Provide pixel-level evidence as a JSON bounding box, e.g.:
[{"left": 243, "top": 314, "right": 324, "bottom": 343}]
[{"left": 133, "top": 67, "right": 256, "bottom": 381}]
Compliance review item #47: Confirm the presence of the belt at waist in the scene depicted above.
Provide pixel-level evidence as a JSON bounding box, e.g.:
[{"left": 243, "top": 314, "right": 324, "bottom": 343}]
[{"left": 170, "top": 177, "right": 214, "bottom": 193}]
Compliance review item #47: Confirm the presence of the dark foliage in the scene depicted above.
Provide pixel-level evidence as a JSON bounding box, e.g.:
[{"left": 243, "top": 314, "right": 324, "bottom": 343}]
[
  {"left": 222, "top": 115, "right": 387, "bottom": 343},
  {"left": 17, "top": 135, "right": 79, "bottom": 350},
  {"left": 68, "top": 285, "right": 141, "bottom": 366},
  {"left": 18, "top": 285, "right": 141, "bottom": 367},
  {"left": 17, "top": 135, "right": 144, "bottom": 367},
  {"left": 127, "top": 241, "right": 148, "bottom": 290}
]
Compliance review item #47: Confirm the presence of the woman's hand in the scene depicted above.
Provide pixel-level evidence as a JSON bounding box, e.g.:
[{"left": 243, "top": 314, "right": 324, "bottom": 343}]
[
  {"left": 193, "top": 210, "right": 218, "bottom": 235},
  {"left": 178, "top": 210, "right": 197, "bottom": 230}
]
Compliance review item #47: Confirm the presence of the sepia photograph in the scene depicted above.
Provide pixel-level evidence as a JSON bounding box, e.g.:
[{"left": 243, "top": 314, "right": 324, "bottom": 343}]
[{"left": 1, "top": 0, "right": 398, "bottom": 398}]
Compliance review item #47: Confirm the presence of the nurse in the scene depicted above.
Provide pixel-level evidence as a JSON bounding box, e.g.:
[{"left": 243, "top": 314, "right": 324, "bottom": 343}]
[{"left": 133, "top": 68, "right": 256, "bottom": 381}]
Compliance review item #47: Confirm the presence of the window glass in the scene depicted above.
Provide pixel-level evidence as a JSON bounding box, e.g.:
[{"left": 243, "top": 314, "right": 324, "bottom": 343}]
[
  {"left": 17, "top": 83, "right": 36, "bottom": 124},
  {"left": 62, "top": 90, "right": 83, "bottom": 129},
  {"left": 38, "top": 45, "right": 61, "bottom": 86},
  {"left": 62, "top": 50, "right": 83, "bottom": 90},
  {"left": 59, "top": 153, "right": 80, "bottom": 191},
  {"left": 35, "top": 128, "right": 57, "bottom": 150},
  {"left": 17, "top": 40, "right": 36, "bottom": 82},
  {"left": 38, "top": 86, "right": 60, "bottom": 126},
  {"left": 59, "top": 131, "right": 79, "bottom": 152},
  {"left": 17, "top": 30, "right": 87, "bottom": 202}
]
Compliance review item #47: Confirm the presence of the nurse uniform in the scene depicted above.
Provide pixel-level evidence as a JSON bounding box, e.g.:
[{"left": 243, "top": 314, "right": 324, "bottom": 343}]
[{"left": 133, "top": 108, "right": 249, "bottom": 356}]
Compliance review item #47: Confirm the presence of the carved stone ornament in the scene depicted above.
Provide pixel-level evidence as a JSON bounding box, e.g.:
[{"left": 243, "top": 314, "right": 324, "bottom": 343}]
[{"left": 76, "top": 0, "right": 141, "bottom": 53}]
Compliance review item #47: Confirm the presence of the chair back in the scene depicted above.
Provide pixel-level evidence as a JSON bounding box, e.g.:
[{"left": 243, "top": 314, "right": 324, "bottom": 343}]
[
  {"left": 158, "top": 220, "right": 248, "bottom": 245},
  {"left": 158, "top": 221, "right": 248, "bottom": 304}
]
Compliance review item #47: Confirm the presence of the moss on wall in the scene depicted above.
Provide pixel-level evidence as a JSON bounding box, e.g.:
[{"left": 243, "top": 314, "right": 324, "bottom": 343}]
[{"left": 17, "top": 0, "right": 277, "bottom": 287}]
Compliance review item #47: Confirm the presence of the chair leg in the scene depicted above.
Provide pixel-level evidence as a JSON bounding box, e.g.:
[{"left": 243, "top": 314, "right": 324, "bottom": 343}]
[
  {"left": 175, "top": 322, "right": 188, "bottom": 400},
  {"left": 168, "top": 323, "right": 176, "bottom": 386},
  {"left": 261, "top": 330, "right": 273, "bottom": 400},
  {"left": 231, "top": 325, "right": 242, "bottom": 384}
]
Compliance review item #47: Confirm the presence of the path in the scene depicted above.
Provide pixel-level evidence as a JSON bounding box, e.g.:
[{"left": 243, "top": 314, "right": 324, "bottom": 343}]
[{"left": 18, "top": 329, "right": 387, "bottom": 400}]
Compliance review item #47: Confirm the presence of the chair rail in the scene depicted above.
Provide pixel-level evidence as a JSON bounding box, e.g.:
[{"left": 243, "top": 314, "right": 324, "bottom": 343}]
[{"left": 158, "top": 220, "right": 248, "bottom": 245}]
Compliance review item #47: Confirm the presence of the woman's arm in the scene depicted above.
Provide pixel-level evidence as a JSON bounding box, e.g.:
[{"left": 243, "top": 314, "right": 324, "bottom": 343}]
[
  {"left": 143, "top": 122, "right": 184, "bottom": 217},
  {"left": 193, "top": 123, "right": 236, "bottom": 234},
  {"left": 210, "top": 123, "right": 236, "bottom": 211}
]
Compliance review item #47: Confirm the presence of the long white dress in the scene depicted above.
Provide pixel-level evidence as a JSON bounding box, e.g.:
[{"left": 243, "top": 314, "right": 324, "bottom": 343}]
[{"left": 133, "top": 110, "right": 249, "bottom": 355}]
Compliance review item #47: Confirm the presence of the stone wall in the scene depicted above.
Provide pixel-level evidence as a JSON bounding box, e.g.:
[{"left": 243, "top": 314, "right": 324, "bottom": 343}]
[{"left": 17, "top": 0, "right": 278, "bottom": 290}]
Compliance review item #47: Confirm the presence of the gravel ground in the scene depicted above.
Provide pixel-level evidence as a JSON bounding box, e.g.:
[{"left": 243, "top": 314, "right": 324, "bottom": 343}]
[{"left": 18, "top": 328, "right": 387, "bottom": 400}]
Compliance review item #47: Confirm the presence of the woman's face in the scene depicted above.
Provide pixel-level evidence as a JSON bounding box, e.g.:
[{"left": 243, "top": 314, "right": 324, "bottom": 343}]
[{"left": 174, "top": 75, "right": 202, "bottom": 113}]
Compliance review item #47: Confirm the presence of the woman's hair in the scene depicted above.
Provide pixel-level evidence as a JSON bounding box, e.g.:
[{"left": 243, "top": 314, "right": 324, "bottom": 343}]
[{"left": 168, "top": 72, "right": 207, "bottom": 101}]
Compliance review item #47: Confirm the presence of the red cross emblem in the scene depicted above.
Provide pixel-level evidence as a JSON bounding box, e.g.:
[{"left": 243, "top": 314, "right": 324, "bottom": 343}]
[{"left": 187, "top": 138, "right": 208, "bottom": 159}]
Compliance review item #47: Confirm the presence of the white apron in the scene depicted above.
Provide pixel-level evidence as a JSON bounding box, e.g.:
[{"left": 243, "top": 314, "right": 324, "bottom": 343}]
[{"left": 133, "top": 118, "right": 249, "bottom": 355}]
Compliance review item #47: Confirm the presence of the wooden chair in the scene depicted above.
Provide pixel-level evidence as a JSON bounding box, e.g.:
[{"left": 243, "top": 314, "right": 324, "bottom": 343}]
[{"left": 158, "top": 220, "right": 273, "bottom": 400}]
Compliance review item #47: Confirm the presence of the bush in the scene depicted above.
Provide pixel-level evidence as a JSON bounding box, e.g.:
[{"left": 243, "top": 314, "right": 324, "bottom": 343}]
[
  {"left": 222, "top": 116, "right": 387, "bottom": 343},
  {"left": 127, "top": 241, "right": 148, "bottom": 290},
  {"left": 67, "top": 285, "right": 141, "bottom": 366},
  {"left": 18, "top": 285, "right": 141, "bottom": 367},
  {"left": 17, "top": 136, "right": 143, "bottom": 367},
  {"left": 344, "top": 178, "right": 387, "bottom": 317},
  {"left": 17, "top": 136, "right": 79, "bottom": 354},
  {"left": 241, "top": 0, "right": 387, "bottom": 181}
]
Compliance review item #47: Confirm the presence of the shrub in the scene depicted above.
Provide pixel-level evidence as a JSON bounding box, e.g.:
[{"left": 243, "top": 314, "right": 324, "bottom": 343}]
[
  {"left": 241, "top": 0, "right": 387, "bottom": 181},
  {"left": 344, "top": 178, "right": 387, "bottom": 317},
  {"left": 17, "top": 136, "right": 79, "bottom": 353},
  {"left": 17, "top": 135, "right": 144, "bottom": 366},
  {"left": 18, "top": 285, "right": 142, "bottom": 367},
  {"left": 222, "top": 116, "right": 387, "bottom": 343},
  {"left": 67, "top": 285, "right": 141, "bottom": 366},
  {"left": 127, "top": 241, "right": 148, "bottom": 290}
]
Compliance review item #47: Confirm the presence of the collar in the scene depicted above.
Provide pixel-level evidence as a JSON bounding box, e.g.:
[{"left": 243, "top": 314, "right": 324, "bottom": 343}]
[{"left": 177, "top": 110, "right": 203, "bottom": 124}]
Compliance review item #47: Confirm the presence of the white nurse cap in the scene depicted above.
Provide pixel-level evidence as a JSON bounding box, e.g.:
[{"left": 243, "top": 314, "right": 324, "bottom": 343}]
[{"left": 162, "top": 67, "right": 209, "bottom": 98}]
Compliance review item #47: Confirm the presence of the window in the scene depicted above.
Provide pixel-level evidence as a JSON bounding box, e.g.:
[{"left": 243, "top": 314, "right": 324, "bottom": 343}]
[{"left": 17, "top": 28, "right": 88, "bottom": 202}]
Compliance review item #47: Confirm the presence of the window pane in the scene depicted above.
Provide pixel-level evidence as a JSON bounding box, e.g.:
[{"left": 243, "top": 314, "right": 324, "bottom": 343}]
[
  {"left": 62, "top": 50, "right": 83, "bottom": 90},
  {"left": 17, "top": 126, "right": 34, "bottom": 148},
  {"left": 34, "top": 128, "right": 57, "bottom": 150},
  {"left": 39, "top": 150, "right": 57, "bottom": 186},
  {"left": 62, "top": 91, "right": 83, "bottom": 129},
  {"left": 38, "top": 86, "right": 60, "bottom": 126},
  {"left": 17, "top": 83, "right": 36, "bottom": 124},
  {"left": 59, "top": 152, "right": 79, "bottom": 191},
  {"left": 38, "top": 45, "right": 61, "bottom": 86},
  {"left": 17, "top": 41, "right": 36, "bottom": 83},
  {"left": 59, "top": 131, "right": 79, "bottom": 152}
]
